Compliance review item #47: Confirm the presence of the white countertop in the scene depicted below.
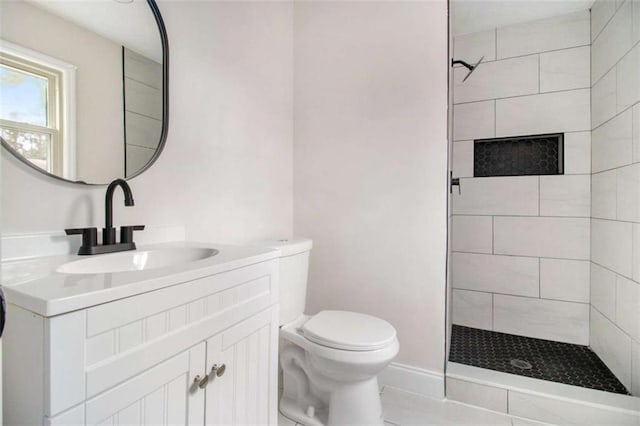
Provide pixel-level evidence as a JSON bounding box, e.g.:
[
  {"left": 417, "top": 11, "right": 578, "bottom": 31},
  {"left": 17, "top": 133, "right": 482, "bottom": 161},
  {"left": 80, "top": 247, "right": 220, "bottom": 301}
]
[{"left": 1, "top": 241, "right": 279, "bottom": 317}]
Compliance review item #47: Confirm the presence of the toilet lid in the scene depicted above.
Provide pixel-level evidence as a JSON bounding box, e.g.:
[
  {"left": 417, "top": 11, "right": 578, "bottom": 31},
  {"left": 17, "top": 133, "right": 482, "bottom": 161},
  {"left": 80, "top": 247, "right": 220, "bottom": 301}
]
[{"left": 302, "top": 310, "right": 397, "bottom": 351}]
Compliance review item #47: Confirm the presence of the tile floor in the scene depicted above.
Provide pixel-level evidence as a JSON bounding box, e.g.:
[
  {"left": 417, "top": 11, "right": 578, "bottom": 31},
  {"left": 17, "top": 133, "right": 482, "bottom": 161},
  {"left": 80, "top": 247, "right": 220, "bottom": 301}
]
[{"left": 278, "top": 386, "right": 551, "bottom": 426}]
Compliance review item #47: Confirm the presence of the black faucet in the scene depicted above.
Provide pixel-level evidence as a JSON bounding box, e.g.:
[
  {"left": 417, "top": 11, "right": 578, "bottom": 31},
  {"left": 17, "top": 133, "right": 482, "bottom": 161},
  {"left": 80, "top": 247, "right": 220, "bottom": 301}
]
[
  {"left": 103, "top": 179, "right": 134, "bottom": 245},
  {"left": 65, "top": 178, "right": 145, "bottom": 255}
]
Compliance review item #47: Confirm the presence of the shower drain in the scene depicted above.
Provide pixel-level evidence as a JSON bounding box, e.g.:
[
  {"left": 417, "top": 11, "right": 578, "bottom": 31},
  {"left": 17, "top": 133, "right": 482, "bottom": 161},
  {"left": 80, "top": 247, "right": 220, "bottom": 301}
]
[{"left": 510, "top": 359, "right": 533, "bottom": 370}]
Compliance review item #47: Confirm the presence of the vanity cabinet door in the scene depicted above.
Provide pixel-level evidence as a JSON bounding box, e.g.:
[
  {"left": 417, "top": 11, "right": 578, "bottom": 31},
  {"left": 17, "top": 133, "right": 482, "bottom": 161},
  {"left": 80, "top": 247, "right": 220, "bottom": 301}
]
[
  {"left": 82, "top": 343, "right": 206, "bottom": 426},
  {"left": 204, "top": 306, "right": 278, "bottom": 426}
]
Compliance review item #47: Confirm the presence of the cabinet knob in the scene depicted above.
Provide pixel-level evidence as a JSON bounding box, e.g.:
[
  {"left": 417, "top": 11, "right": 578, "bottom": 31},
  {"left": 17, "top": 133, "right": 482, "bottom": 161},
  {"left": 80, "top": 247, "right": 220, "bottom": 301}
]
[
  {"left": 193, "top": 374, "right": 209, "bottom": 390},
  {"left": 198, "top": 374, "right": 210, "bottom": 389},
  {"left": 211, "top": 363, "right": 226, "bottom": 377}
]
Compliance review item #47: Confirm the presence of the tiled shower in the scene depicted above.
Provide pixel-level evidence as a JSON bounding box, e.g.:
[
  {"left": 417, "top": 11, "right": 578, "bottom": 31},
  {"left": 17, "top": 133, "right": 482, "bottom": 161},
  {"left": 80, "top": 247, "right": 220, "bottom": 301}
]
[{"left": 449, "top": 1, "right": 639, "bottom": 397}]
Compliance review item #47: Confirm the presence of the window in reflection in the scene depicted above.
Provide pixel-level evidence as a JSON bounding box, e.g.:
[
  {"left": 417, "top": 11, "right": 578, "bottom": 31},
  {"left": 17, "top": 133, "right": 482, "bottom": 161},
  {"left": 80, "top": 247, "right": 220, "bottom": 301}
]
[{"left": 0, "top": 54, "right": 62, "bottom": 174}]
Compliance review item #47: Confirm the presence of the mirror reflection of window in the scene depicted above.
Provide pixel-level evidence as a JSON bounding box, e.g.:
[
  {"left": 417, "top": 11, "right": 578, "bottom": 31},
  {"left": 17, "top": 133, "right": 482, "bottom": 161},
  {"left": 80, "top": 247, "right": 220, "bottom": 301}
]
[{"left": 0, "top": 54, "right": 62, "bottom": 174}]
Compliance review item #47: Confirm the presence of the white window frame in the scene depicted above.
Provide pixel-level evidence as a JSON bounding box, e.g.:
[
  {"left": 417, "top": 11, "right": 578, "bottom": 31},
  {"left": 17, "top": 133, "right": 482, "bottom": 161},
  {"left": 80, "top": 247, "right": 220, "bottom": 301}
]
[{"left": 0, "top": 39, "right": 77, "bottom": 180}]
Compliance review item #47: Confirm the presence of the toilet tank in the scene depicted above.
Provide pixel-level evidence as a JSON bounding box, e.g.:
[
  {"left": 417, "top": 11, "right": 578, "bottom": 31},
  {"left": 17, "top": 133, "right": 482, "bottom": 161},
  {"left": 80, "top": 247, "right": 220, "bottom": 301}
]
[{"left": 260, "top": 238, "right": 312, "bottom": 325}]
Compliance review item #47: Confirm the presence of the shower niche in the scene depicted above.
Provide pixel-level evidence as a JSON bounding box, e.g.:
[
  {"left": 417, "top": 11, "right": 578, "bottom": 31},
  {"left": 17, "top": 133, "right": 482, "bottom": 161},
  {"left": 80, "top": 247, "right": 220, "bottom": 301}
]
[{"left": 474, "top": 133, "right": 563, "bottom": 177}]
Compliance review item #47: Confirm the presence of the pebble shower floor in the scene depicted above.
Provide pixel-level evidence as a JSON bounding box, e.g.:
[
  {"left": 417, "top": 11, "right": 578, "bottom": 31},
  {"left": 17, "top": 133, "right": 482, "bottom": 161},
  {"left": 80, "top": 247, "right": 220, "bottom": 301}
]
[{"left": 449, "top": 325, "right": 630, "bottom": 395}]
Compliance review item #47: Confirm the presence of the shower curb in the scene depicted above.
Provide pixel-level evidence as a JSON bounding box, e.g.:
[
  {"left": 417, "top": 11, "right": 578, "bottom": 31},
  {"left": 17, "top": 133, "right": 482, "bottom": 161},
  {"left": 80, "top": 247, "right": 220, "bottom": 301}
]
[{"left": 446, "top": 362, "right": 640, "bottom": 425}]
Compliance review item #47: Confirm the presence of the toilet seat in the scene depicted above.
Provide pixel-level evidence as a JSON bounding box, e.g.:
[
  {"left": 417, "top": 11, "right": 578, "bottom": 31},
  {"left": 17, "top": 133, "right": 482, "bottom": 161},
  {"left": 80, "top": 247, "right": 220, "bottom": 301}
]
[{"left": 302, "top": 310, "right": 396, "bottom": 351}]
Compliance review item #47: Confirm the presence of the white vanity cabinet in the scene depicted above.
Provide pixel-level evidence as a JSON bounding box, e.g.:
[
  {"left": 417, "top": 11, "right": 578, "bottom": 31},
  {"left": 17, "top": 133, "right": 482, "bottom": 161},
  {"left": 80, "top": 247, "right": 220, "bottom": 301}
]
[{"left": 3, "top": 256, "right": 279, "bottom": 426}]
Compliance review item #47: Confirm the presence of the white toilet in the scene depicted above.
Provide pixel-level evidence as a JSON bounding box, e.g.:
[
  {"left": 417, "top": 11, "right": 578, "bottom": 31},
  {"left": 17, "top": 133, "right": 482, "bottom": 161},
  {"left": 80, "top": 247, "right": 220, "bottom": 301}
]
[{"left": 263, "top": 238, "right": 399, "bottom": 426}]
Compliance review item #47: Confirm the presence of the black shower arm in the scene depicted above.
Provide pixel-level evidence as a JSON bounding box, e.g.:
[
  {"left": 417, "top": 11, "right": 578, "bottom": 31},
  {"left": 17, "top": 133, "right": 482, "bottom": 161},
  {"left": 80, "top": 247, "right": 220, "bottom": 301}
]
[{"left": 451, "top": 59, "right": 475, "bottom": 71}]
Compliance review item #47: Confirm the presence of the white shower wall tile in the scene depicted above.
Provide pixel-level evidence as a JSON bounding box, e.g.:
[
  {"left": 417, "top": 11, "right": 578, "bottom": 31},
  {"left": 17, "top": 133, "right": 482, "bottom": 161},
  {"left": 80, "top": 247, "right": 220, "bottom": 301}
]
[
  {"left": 617, "top": 163, "right": 640, "bottom": 222},
  {"left": 453, "top": 55, "right": 539, "bottom": 104},
  {"left": 615, "top": 275, "right": 640, "bottom": 341},
  {"left": 452, "top": 176, "right": 538, "bottom": 216},
  {"left": 592, "top": 108, "right": 634, "bottom": 173},
  {"left": 634, "top": 224, "right": 640, "bottom": 282},
  {"left": 564, "top": 131, "right": 591, "bottom": 174},
  {"left": 452, "top": 289, "right": 493, "bottom": 330},
  {"left": 590, "top": 307, "right": 633, "bottom": 389},
  {"left": 539, "top": 175, "right": 590, "bottom": 217},
  {"left": 453, "top": 101, "right": 495, "bottom": 141},
  {"left": 591, "top": 0, "right": 633, "bottom": 84},
  {"left": 451, "top": 216, "right": 492, "bottom": 253},
  {"left": 616, "top": 43, "right": 640, "bottom": 113},
  {"left": 634, "top": 0, "right": 640, "bottom": 44},
  {"left": 508, "top": 390, "right": 639, "bottom": 425},
  {"left": 445, "top": 378, "right": 508, "bottom": 413},
  {"left": 591, "top": 67, "right": 617, "bottom": 128},
  {"left": 632, "top": 340, "right": 640, "bottom": 396},
  {"left": 591, "top": 0, "right": 617, "bottom": 41},
  {"left": 496, "top": 11, "right": 590, "bottom": 59},
  {"left": 591, "top": 218, "right": 634, "bottom": 277},
  {"left": 493, "top": 217, "right": 590, "bottom": 260},
  {"left": 452, "top": 252, "right": 539, "bottom": 297},
  {"left": 495, "top": 89, "right": 590, "bottom": 137},
  {"left": 453, "top": 29, "right": 496, "bottom": 63},
  {"left": 590, "top": 262, "right": 617, "bottom": 320},
  {"left": 591, "top": 170, "right": 617, "bottom": 220},
  {"left": 539, "top": 259, "right": 589, "bottom": 303},
  {"left": 452, "top": 141, "right": 473, "bottom": 178},
  {"left": 493, "top": 295, "right": 589, "bottom": 344},
  {"left": 539, "top": 46, "right": 590, "bottom": 93},
  {"left": 634, "top": 104, "right": 640, "bottom": 163}
]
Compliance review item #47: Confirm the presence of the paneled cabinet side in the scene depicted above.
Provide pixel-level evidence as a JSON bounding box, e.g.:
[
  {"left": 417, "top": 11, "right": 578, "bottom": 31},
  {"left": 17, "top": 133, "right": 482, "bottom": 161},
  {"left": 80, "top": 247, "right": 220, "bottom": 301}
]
[
  {"left": 3, "top": 304, "right": 45, "bottom": 425},
  {"left": 45, "top": 310, "right": 86, "bottom": 416}
]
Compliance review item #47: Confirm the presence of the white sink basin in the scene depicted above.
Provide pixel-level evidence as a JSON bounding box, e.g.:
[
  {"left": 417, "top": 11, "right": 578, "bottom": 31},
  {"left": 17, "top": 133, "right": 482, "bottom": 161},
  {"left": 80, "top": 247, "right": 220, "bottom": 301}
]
[{"left": 57, "top": 247, "right": 218, "bottom": 274}]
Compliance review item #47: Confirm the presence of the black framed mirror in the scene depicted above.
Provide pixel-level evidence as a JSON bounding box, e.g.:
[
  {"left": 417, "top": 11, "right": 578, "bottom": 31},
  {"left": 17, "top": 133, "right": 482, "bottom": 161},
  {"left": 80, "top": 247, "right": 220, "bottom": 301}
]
[{"left": 0, "top": 0, "right": 168, "bottom": 185}]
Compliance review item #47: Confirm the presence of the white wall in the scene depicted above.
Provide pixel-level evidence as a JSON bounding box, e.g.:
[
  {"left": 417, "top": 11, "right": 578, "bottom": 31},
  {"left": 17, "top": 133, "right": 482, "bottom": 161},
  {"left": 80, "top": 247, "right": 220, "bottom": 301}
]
[
  {"left": 1, "top": 0, "right": 124, "bottom": 183},
  {"left": 450, "top": 11, "right": 592, "bottom": 345},
  {"left": 589, "top": 0, "right": 640, "bottom": 396},
  {"left": 293, "top": 1, "right": 448, "bottom": 371},
  {"left": 1, "top": 1, "right": 294, "bottom": 244}
]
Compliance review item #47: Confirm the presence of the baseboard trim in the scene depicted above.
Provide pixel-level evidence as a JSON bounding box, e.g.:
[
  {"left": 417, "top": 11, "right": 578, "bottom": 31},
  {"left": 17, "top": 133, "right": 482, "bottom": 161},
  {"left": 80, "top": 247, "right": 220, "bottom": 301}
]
[{"left": 378, "top": 362, "right": 445, "bottom": 399}]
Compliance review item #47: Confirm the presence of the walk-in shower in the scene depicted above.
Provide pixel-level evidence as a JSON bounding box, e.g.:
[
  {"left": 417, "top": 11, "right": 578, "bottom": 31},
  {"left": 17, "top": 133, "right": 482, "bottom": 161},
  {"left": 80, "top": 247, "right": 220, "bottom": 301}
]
[{"left": 447, "top": 0, "right": 639, "bottom": 422}]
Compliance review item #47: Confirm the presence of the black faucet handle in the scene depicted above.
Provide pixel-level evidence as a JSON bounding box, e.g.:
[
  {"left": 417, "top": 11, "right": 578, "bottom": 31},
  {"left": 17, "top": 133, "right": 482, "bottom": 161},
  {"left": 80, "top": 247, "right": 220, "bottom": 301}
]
[
  {"left": 65, "top": 228, "right": 98, "bottom": 250},
  {"left": 120, "top": 225, "right": 145, "bottom": 244}
]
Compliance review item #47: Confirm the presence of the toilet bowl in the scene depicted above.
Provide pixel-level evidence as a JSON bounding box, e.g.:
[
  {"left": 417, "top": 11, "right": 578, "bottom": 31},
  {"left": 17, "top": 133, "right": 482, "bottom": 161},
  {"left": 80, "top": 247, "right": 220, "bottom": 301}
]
[{"left": 258, "top": 238, "right": 399, "bottom": 426}]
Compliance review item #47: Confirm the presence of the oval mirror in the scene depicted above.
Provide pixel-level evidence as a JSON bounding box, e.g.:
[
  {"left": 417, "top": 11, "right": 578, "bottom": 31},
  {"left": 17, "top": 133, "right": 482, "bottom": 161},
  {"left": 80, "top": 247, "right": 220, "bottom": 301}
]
[{"left": 0, "top": 0, "right": 168, "bottom": 185}]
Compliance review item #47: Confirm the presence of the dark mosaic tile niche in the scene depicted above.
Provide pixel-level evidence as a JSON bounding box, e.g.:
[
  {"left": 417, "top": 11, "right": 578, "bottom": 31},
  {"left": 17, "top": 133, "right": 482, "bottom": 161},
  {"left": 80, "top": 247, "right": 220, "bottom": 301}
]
[
  {"left": 449, "top": 325, "right": 630, "bottom": 395},
  {"left": 474, "top": 133, "right": 563, "bottom": 177}
]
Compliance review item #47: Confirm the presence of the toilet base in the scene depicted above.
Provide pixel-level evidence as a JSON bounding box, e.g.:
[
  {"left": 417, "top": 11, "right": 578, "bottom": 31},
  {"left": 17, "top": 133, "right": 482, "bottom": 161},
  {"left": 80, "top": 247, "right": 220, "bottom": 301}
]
[
  {"left": 280, "top": 377, "right": 384, "bottom": 426},
  {"left": 280, "top": 397, "right": 327, "bottom": 426}
]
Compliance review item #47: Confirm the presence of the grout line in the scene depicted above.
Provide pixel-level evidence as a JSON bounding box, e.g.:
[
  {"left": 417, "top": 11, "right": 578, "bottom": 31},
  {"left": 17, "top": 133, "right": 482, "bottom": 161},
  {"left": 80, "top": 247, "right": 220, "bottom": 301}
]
[
  {"left": 451, "top": 41, "right": 590, "bottom": 66},
  {"left": 591, "top": 304, "right": 633, "bottom": 340},
  {"left": 453, "top": 213, "right": 592, "bottom": 220},
  {"left": 592, "top": 100, "right": 639, "bottom": 133},
  {"left": 537, "top": 176, "right": 541, "bottom": 216},
  {"left": 614, "top": 168, "right": 619, "bottom": 219},
  {"left": 591, "top": 4, "right": 617, "bottom": 44},
  {"left": 493, "top": 99, "right": 497, "bottom": 137},
  {"left": 591, "top": 37, "right": 640, "bottom": 88},
  {"left": 452, "top": 250, "right": 592, "bottom": 264},
  {"left": 454, "top": 87, "right": 591, "bottom": 107},
  {"left": 491, "top": 293, "right": 494, "bottom": 330},
  {"left": 592, "top": 215, "right": 640, "bottom": 225},
  {"left": 453, "top": 287, "right": 590, "bottom": 305},
  {"left": 538, "top": 257, "right": 541, "bottom": 299},
  {"left": 590, "top": 260, "right": 638, "bottom": 285},
  {"left": 452, "top": 129, "right": 592, "bottom": 144},
  {"left": 491, "top": 216, "right": 495, "bottom": 254},
  {"left": 537, "top": 53, "right": 541, "bottom": 94}
]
